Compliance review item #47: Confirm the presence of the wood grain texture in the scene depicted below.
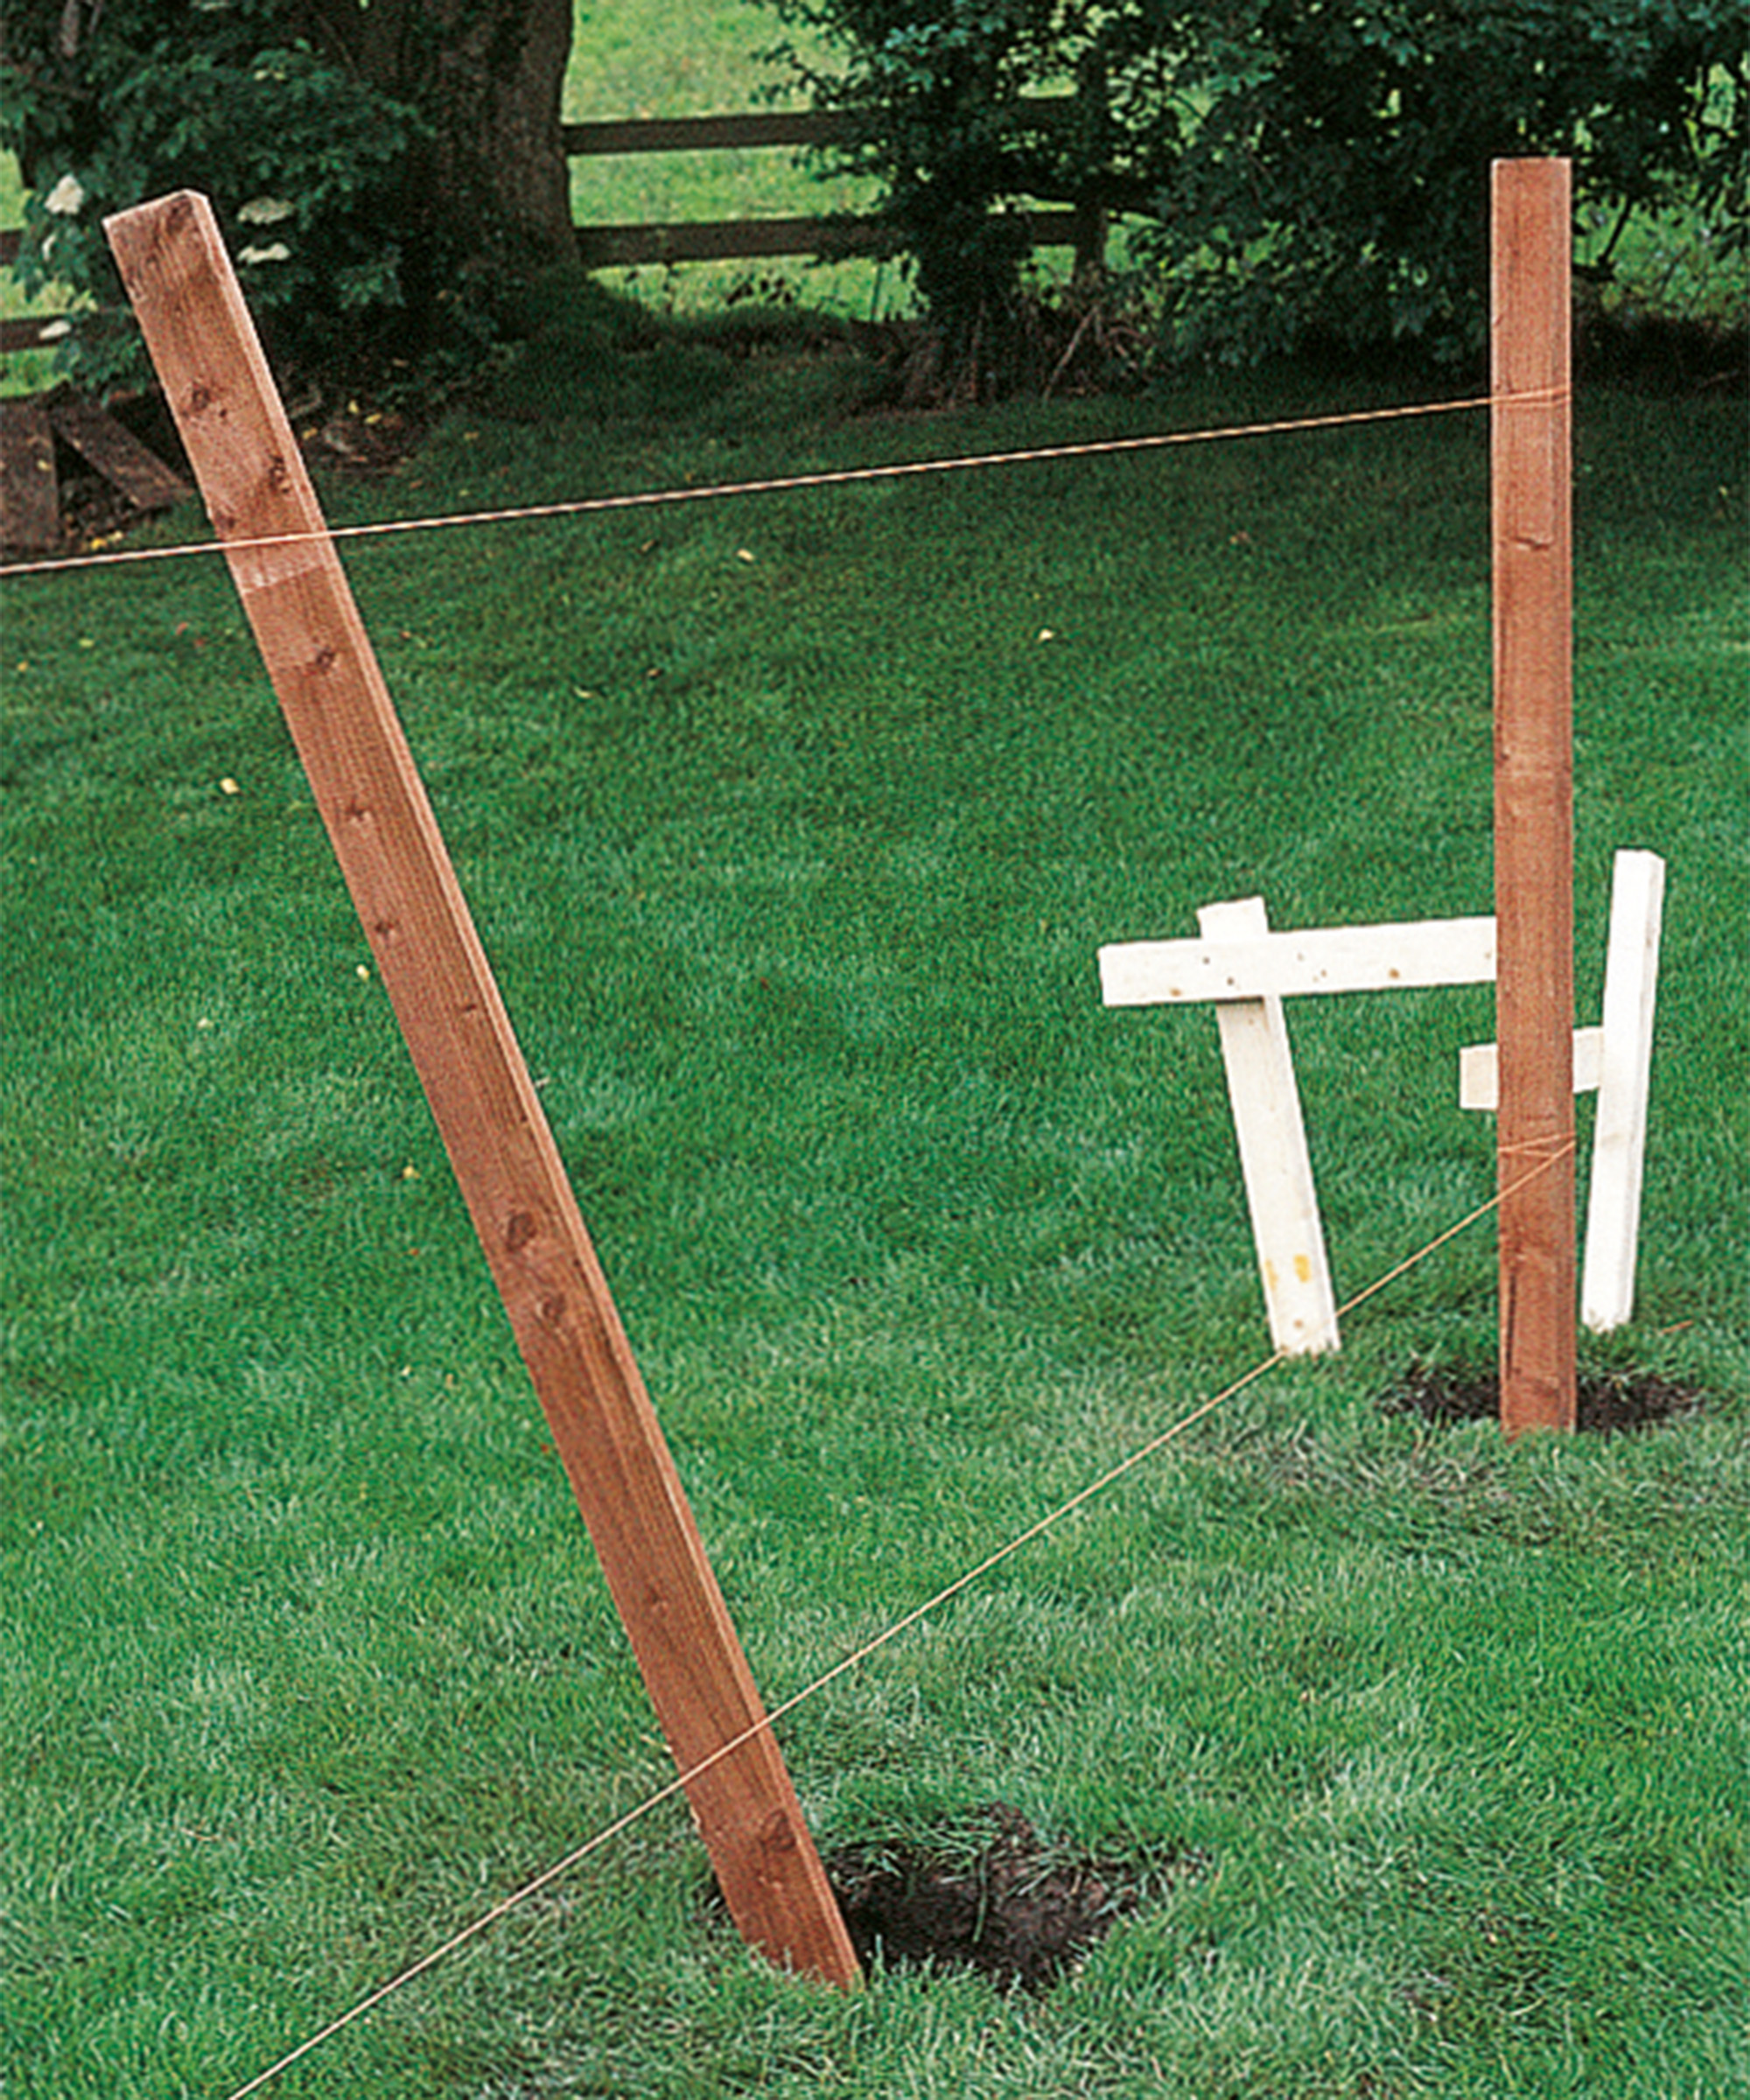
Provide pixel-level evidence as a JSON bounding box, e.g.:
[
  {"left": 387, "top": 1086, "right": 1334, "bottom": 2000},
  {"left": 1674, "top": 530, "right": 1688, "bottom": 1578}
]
[
  {"left": 104, "top": 190, "right": 859, "bottom": 1988},
  {"left": 1491, "top": 158, "right": 1576, "bottom": 1436},
  {"left": 45, "top": 383, "right": 190, "bottom": 511},
  {"left": 0, "top": 396, "right": 59, "bottom": 550}
]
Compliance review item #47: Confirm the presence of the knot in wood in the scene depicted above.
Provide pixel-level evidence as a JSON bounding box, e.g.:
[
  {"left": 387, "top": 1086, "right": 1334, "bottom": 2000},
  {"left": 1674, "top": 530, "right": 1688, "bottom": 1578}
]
[{"left": 758, "top": 1808, "right": 798, "bottom": 1855}]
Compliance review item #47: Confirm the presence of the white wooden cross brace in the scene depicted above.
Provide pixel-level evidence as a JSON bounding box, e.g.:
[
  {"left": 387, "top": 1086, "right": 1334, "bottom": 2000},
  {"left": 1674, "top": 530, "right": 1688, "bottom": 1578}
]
[
  {"left": 1101, "top": 904, "right": 1494, "bottom": 1355},
  {"left": 1097, "top": 849, "right": 1662, "bottom": 1354}
]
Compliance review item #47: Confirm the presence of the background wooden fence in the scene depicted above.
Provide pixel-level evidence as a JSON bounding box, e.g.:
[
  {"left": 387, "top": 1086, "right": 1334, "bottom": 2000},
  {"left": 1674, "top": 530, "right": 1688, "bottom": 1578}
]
[{"left": 1, "top": 102, "right": 1113, "bottom": 355}]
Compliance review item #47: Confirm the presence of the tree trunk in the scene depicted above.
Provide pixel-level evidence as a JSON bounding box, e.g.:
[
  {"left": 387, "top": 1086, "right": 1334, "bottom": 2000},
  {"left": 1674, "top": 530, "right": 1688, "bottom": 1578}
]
[{"left": 298, "top": 0, "right": 576, "bottom": 290}]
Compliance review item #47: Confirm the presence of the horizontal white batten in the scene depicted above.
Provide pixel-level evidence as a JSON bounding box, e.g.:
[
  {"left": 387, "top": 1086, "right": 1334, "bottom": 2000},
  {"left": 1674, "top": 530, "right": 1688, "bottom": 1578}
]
[
  {"left": 1459, "top": 1026, "right": 1605, "bottom": 1110},
  {"left": 1100, "top": 914, "right": 1497, "bottom": 1007}
]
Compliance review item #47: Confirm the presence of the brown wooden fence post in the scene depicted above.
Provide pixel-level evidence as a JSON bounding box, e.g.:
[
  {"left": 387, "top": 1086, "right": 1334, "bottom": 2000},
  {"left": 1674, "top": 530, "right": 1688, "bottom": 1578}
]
[
  {"left": 105, "top": 190, "right": 860, "bottom": 1986},
  {"left": 1491, "top": 158, "right": 1576, "bottom": 1437}
]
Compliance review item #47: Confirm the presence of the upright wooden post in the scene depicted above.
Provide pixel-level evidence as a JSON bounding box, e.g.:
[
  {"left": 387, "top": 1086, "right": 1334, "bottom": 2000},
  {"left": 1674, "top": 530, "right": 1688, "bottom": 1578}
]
[
  {"left": 1491, "top": 158, "right": 1576, "bottom": 1436},
  {"left": 106, "top": 192, "right": 859, "bottom": 1987}
]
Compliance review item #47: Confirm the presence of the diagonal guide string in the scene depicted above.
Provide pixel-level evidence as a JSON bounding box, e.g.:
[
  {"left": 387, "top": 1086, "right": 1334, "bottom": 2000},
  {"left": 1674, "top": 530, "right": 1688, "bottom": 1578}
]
[
  {"left": 219, "top": 1141, "right": 1572, "bottom": 2100},
  {"left": 0, "top": 391, "right": 1555, "bottom": 584}
]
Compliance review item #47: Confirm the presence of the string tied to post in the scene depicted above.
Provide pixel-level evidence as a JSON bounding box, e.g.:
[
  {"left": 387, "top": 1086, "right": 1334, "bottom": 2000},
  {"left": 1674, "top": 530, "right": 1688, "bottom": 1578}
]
[{"left": 0, "top": 390, "right": 1569, "bottom": 584}]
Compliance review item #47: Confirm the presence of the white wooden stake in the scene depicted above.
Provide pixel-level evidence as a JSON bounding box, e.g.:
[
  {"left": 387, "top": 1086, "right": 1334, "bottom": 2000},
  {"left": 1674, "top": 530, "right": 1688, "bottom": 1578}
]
[
  {"left": 1100, "top": 858, "right": 1655, "bottom": 1356},
  {"left": 1581, "top": 850, "right": 1665, "bottom": 1331},
  {"left": 1100, "top": 900, "right": 1497, "bottom": 1359},
  {"left": 1459, "top": 848, "right": 1664, "bottom": 1332},
  {"left": 1196, "top": 899, "right": 1340, "bottom": 1355}
]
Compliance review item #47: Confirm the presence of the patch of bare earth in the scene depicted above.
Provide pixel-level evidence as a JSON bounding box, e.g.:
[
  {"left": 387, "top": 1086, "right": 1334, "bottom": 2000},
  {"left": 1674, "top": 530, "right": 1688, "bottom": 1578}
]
[
  {"left": 824, "top": 1805, "right": 1198, "bottom": 1994},
  {"left": 1381, "top": 1362, "right": 1705, "bottom": 1434}
]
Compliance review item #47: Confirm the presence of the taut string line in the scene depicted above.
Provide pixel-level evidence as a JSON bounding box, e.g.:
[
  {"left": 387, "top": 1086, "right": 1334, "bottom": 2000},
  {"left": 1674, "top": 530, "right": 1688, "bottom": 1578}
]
[
  {"left": 220, "top": 1138, "right": 1573, "bottom": 2100},
  {"left": 0, "top": 391, "right": 1540, "bottom": 584}
]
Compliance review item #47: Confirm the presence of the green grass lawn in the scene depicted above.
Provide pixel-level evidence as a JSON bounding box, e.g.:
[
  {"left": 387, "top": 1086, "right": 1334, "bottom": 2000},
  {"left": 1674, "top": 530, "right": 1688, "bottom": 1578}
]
[{"left": 2, "top": 333, "right": 1745, "bottom": 2097}]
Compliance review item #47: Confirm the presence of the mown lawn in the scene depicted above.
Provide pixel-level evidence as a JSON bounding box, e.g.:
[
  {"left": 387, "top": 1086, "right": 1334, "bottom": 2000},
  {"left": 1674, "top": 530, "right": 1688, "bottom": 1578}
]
[{"left": 3, "top": 315, "right": 1746, "bottom": 2100}]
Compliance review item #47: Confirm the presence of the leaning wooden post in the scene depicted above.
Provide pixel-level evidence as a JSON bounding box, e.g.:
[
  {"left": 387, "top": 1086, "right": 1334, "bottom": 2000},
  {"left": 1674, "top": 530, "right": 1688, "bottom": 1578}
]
[
  {"left": 1491, "top": 158, "right": 1576, "bottom": 1436},
  {"left": 106, "top": 192, "right": 859, "bottom": 1987}
]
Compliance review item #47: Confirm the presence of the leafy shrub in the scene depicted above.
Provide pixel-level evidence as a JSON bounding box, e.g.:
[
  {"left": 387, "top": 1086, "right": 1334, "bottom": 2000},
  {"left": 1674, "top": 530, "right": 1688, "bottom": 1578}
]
[
  {"left": 762, "top": 1, "right": 1128, "bottom": 396},
  {"left": 764, "top": 0, "right": 1747, "bottom": 378},
  {"left": 2, "top": 0, "right": 426, "bottom": 390},
  {"left": 1112, "top": 0, "right": 1747, "bottom": 365}
]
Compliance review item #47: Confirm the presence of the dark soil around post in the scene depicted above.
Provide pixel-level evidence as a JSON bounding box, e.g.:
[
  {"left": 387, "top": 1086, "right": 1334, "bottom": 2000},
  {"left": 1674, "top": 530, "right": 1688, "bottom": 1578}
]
[
  {"left": 821, "top": 1806, "right": 1199, "bottom": 1994},
  {"left": 1381, "top": 1362, "right": 1706, "bottom": 1434}
]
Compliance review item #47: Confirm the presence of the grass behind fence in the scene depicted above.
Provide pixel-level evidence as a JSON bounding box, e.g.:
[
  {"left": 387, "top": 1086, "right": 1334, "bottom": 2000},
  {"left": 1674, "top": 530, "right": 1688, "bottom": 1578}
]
[
  {"left": 562, "top": 0, "right": 890, "bottom": 317},
  {"left": 2, "top": 339, "right": 1746, "bottom": 2097}
]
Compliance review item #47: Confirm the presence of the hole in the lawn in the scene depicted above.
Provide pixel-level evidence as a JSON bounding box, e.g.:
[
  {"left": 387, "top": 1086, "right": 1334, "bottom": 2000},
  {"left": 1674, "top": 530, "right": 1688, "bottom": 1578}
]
[
  {"left": 1380, "top": 1361, "right": 1706, "bottom": 1434},
  {"left": 822, "top": 1804, "right": 1200, "bottom": 1994}
]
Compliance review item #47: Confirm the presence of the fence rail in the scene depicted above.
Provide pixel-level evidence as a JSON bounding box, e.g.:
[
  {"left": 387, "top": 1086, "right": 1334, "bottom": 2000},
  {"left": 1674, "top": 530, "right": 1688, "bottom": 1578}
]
[
  {"left": 563, "top": 102, "right": 1109, "bottom": 271},
  {"left": 1, "top": 101, "right": 1111, "bottom": 354}
]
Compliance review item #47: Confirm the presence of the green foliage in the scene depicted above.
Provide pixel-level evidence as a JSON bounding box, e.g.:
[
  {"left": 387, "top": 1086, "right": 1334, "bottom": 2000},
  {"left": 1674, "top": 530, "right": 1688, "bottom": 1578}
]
[
  {"left": 1, "top": 0, "right": 420, "bottom": 388},
  {"left": 761, "top": 2, "right": 1117, "bottom": 393},
  {"left": 762, "top": 0, "right": 1748, "bottom": 373},
  {"left": 1113, "top": 0, "right": 1748, "bottom": 364}
]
